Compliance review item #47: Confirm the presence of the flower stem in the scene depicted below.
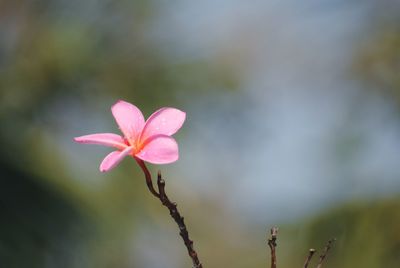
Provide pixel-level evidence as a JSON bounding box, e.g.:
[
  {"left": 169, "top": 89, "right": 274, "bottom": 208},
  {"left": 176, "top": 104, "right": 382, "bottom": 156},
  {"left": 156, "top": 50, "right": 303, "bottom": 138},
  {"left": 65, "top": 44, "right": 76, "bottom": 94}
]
[{"left": 135, "top": 158, "right": 160, "bottom": 198}]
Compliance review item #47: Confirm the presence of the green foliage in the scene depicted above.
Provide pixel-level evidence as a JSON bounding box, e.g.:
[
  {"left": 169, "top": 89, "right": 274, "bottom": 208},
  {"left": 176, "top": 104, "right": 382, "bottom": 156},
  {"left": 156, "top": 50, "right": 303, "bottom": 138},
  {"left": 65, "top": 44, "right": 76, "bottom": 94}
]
[
  {"left": 285, "top": 198, "right": 400, "bottom": 268},
  {"left": 0, "top": 161, "right": 92, "bottom": 268}
]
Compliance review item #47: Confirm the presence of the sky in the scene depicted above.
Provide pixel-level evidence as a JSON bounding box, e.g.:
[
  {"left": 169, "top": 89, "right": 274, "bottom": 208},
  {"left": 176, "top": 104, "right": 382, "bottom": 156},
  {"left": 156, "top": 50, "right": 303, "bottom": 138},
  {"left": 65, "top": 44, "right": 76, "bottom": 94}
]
[{"left": 151, "top": 0, "right": 400, "bottom": 223}]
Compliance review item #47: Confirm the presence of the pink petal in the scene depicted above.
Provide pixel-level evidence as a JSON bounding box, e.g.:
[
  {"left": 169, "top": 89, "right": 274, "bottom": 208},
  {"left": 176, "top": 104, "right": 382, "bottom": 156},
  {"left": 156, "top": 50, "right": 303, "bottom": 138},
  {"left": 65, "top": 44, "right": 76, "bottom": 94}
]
[
  {"left": 140, "top": 107, "right": 186, "bottom": 142},
  {"left": 74, "top": 133, "right": 127, "bottom": 150},
  {"left": 136, "top": 135, "right": 179, "bottom": 164},
  {"left": 99, "top": 146, "right": 134, "bottom": 172},
  {"left": 111, "top": 100, "right": 145, "bottom": 140}
]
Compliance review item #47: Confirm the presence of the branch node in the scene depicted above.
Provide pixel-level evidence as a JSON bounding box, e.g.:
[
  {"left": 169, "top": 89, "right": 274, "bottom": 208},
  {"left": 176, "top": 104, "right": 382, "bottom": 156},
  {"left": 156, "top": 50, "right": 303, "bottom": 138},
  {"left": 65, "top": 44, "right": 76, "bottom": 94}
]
[
  {"left": 138, "top": 161, "right": 202, "bottom": 268},
  {"left": 267, "top": 227, "right": 278, "bottom": 268},
  {"left": 316, "top": 238, "right": 336, "bottom": 268},
  {"left": 303, "top": 248, "right": 316, "bottom": 268}
]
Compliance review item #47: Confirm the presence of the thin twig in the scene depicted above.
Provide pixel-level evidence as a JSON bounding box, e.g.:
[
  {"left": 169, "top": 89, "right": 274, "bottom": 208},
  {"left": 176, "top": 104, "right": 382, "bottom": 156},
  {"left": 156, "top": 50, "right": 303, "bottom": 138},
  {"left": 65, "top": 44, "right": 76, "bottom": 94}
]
[
  {"left": 267, "top": 227, "right": 278, "bottom": 268},
  {"left": 303, "top": 249, "right": 316, "bottom": 268},
  {"left": 316, "top": 239, "right": 336, "bottom": 268},
  {"left": 135, "top": 158, "right": 202, "bottom": 268}
]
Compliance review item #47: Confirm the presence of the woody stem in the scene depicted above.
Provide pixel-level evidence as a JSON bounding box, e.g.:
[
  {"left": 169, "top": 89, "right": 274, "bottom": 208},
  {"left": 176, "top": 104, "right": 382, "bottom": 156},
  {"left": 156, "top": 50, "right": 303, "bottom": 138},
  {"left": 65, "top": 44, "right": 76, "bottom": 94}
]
[
  {"left": 135, "top": 159, "right": 203, "bottom": 268},
  {"left": 316, "top": 239, "right": 336, "bottom": 268},
  {"left": 267, "top": 227, "right": 278, "bottom": 268}
]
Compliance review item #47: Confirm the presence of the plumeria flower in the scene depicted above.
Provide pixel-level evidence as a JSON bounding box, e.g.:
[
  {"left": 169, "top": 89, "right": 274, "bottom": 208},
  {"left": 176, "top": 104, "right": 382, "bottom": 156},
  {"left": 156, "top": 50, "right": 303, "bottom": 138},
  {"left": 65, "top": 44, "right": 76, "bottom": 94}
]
[{"left": 74, "top": 100, "right": 186, "bottom": 172}]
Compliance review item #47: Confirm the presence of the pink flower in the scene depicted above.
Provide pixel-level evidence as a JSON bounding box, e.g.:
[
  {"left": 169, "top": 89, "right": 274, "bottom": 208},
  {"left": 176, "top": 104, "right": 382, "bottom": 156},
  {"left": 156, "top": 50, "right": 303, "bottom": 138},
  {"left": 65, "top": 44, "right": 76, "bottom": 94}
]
[{"left": 74, "top": 100, "right": 186, "bottom": 172}]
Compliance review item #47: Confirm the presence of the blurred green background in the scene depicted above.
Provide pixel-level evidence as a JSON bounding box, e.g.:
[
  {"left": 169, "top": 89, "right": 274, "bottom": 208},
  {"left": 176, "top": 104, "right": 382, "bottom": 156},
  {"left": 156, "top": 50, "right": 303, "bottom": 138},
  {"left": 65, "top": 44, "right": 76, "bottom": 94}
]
[{"left": 0, "top": 1, "right": 399, "bottom": 267}]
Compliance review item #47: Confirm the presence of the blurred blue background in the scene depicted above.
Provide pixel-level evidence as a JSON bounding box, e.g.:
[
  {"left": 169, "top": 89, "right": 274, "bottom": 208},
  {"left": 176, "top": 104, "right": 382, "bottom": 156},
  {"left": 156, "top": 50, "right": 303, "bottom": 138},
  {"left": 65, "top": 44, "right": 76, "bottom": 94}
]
[{"left": 0, "top": 1, "right": 399, "bottom": 267}]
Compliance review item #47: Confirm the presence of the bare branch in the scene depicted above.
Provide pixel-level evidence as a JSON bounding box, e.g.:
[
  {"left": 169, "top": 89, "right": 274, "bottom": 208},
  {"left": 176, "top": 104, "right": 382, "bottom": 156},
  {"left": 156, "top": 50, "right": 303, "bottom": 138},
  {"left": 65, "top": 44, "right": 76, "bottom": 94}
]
[
  {"left": 303, "top": 248, "right": 316, "bottom": 268},
  {"left": 267, "top": 227, "right": 278, "bottom": 268},
  {"left": 316, "top": 239, "right": 336, "bottom": 268},
  {"left": 157, "top": 171, "right": 202, "bottom": 268},
  {"left": 135, "top": 158, "right": 202, "bottom": 268}
]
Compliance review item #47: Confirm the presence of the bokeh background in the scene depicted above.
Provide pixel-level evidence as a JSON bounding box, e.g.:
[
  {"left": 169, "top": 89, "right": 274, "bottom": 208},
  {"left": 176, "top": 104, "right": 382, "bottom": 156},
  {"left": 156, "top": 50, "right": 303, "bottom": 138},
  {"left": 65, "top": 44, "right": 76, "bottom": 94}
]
[{"left": 1, "top": 1, "right": 399, "bottom": 267}]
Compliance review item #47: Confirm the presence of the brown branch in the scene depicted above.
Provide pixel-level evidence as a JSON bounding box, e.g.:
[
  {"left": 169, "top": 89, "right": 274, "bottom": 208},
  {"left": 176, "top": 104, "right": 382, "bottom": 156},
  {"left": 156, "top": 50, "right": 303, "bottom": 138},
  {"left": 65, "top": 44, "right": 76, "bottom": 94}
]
[
  {"left": 135, "top": 158, "right": 202, "bottom": 268},
  {"left": 157, "top": 171, "right": 202, "bottom": 268},
  {"left": 267, "top": 227, "right": 278, "bottom": 268},
  {"left": 303, "top": 249, "right": 316, "bottom": 268},
  {"left": 264, "top": 228, "right": 334, "bottom": 268},
  {"left": 316, "top": 239, "right": 336, "bottom": 268}
]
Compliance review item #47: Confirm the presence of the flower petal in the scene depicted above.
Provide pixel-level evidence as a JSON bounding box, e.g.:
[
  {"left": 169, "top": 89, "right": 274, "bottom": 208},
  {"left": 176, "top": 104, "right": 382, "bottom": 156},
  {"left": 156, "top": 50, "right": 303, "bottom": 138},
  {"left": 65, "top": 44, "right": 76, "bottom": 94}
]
[
  {"left": 74, "top": 133, "right": 127, "bottom": 150},
  {"left": 140, "top": 107, "right": 186, "bottom": 142},
  {"left": 111, "top": 100, "right": 145, "bottom": 140},
  {"left": 136, "top": 135, "right": 179, "bottom": 164},
  {"left": 99, "top": 146, "right": 134, "bottom": 172}
]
